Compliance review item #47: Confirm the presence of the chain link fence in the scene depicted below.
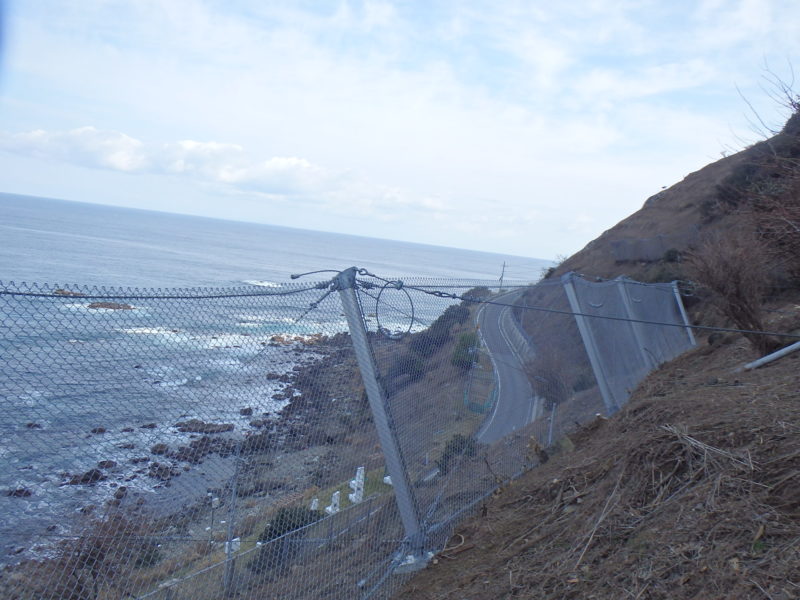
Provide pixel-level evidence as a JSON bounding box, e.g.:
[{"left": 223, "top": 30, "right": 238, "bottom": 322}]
[{"left": 0, "top": 270, "right": 695, "bottom": 599}]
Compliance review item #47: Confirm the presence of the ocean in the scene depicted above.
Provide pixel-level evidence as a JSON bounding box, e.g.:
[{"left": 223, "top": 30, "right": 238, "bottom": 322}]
[
  {"left": 0, "top": 193, "right": 550, "bottom": 287},
  {"left": 0, "top": 192, "right": 551, "bottom": 565}
]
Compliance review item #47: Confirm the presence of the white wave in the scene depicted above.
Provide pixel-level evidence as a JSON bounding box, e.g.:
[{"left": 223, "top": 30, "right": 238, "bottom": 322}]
[
  {"left": 120, "top": 327, "right": 180, "bottom": 335},
  {"left": 237, "top": 314, "right": 272, "bottom": 322},
  {"left": 62, "top": 302, "right": 90, "bottom": 311},
  {"left": 237, "top": 314, "right": 297, "bottom": 326},
  {"left": 197, "top": 333, "right": 264, "bottom": 350},
  {"left": 147, "top": 365, "right": 191, "bottom": 387},
  {"left": 243, "top": 280, "right": 281, "bottom": 288},
  {"left": 210, "top": 358, "right": 243, "bottom": 371}
]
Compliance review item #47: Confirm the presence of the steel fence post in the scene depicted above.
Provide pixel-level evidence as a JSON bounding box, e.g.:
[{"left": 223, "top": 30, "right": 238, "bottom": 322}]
[
  {"left": 334, "top": 267, "right": 428, "bottom": 571},
  {"left": 222, "top": 440, "right": 242, "bottom": 597},
  {"left": 561, "top": 272, "right": 618, "bottom": 414},
  {"left": 615, "top": 276, "right": 658, "bottom": 370},
  {"left": 671, "top": 281, "right": 697, "bottom": 346}
]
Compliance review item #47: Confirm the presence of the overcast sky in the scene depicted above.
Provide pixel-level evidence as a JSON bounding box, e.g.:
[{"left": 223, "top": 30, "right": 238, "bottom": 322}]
[{"left": 1, "top": 1, "right": 798, "bottom": 259}]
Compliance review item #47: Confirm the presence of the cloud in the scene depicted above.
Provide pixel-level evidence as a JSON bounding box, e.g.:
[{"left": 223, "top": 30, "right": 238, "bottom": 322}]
[
  {"left": 0, "top": 127, "right": 149, "bottom": 172},
  {"left": 573, "top": 59, "right": 715, "bottom": 106},
  {"left": 0, "top": 126, "right": 450, "bottom": 217},
  {"left": 3, "top": 0, "right": 800, "bottom": 258}
]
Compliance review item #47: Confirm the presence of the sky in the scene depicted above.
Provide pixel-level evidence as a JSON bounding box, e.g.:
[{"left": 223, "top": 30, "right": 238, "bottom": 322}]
[{"left": 0, "top": 1, "right": 799, "bottom": 260}]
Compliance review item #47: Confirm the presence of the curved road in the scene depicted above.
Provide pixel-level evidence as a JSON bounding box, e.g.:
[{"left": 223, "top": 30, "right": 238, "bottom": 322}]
[{"left": 476, "top": 289, "right": 540, "bottom": 444}]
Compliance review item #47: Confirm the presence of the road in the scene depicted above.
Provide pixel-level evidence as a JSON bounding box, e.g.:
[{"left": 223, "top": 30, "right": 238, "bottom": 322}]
[{"left": 475, "top": 289, "right": 540, "bottom": 444}]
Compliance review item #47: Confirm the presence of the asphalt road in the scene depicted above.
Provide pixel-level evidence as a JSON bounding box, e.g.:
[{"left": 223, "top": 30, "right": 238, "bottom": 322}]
[{"left": 475, "top": 289, "right": 540, "bottom": 444}]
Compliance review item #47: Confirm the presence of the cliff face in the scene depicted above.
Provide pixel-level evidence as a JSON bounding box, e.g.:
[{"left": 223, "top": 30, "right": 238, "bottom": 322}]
[
  {"left": 552, "top": 107, "right": 800, "bottom": 285},
  {"left": 551, "top": 149, "right": 751, "bottom": 281}
]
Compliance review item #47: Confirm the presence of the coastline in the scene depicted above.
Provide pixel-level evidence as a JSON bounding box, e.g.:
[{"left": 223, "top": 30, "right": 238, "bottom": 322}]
[{"left": 1, "top": 332, "right": 360, "bottom": 568}]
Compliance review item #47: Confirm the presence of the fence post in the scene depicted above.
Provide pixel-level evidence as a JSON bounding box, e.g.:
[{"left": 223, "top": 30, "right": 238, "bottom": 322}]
[
  {"left": 615, "top": 277, "right": 658, "bottom": 370},
  {"left": 561, "top": 272, "right": 618, "bottom": 415},
  {"left": 222, "top": 441, "right": 242, "bottom": 597},
  {"left": 334, "top": 267, "right": 428, "bottom": 571},
  {"left": 671, "top": 281, "right": 697, "bottom": 346},
  {"left": 547, "top": 404, "right": 556, "bottom": 447}
]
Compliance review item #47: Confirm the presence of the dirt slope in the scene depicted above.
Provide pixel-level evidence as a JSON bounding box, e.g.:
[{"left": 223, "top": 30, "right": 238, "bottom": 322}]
[
  {"left": 393, "top": 117, "right": 800, "bottom": 599},
  {"left": 550, "top": 148, "right": 749, "bottom": 282},
  {"left": 394, "top": 318, "right": 800, "bottom": 599}
]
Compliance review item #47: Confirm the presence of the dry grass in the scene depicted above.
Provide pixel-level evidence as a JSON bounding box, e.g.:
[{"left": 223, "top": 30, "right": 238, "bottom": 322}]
[
  {"left": 686, "top": 230, "right": 781, "bottom": 354},
  {"left": 394, "top": 304, "right": 800, "bottom": 600}
]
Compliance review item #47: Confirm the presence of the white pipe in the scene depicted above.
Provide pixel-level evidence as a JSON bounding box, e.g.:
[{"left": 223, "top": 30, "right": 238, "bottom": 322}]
[{"left": 743, "top": 340, "right": 800, "bottom": 370}]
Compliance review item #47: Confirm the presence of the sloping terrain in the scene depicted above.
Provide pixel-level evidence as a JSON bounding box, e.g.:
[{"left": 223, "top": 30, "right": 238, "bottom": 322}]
[
  {"left": 555, "top": 150, "right": 746, "bottom": 280},
  {"left": 395, "top": 316, "right": 800, "bottom": 599},
  {"left": 547, "top": 110, "right": 800, "bottom": 285},
  {"left": 395, "top": 112, "right": 800, "bottom": 599}
]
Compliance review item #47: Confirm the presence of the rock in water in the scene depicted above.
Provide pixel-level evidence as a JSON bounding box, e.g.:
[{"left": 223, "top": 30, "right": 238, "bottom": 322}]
[
  {"left": 68, "top": 469, "right": 106, "bottom": 485},
  {"left": 174, "top": 419, "right": 234, "bottom": 433},
  {"left": 150, "top": 443, "right": 169, "bottom": 455}
]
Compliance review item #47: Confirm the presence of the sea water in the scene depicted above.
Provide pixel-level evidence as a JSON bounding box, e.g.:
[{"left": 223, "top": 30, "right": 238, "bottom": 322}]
[
  {"left": 0, "top": 192, "right": 551, "bottom": 563},
  {"left": 0, "top": 193, "right": 549, "bottom": 286}
]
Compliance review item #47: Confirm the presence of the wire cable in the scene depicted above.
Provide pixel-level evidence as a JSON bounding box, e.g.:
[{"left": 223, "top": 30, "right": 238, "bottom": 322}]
[
  {"left": 0, "top": 284, "right": 326, "bottom": 301},
  {"left": 400, "top": 284, "right": 800, "bottom": 340}
]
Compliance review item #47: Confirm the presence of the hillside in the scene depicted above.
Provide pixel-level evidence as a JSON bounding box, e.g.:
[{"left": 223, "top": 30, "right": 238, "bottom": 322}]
[
  {"left": 395, "top": 114, "right": 800, "bottom": 598},
  {"left": 547, "top": 109, "right": 800, "bottom": 285},
  {"left": 395, "top": 323, "right": 800, "bottom": 599},
  {"left": 551, "top": 151, "right": 744, "bottom": 282}
]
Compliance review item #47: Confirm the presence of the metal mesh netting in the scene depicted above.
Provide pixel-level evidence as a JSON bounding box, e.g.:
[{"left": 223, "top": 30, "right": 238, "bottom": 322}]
[
  {"left": 353, "top": 277, "right": 543, "bottom": 598},
  {"left": 515, "top": 279, "right": 605, "bottom": 446},
  {"left": 564, "top": 275, "right": 695, "bottom": 413},
  {"left": 0, "top": 279, "right": 387, "bottom": 599},
  {"left": 0, "top": 272, "right": 695, "bottom": 599}
]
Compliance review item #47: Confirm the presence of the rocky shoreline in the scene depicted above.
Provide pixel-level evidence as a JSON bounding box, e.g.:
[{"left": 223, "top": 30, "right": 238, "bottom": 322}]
[{"left": 2, "top": 331, "right": 372, "bottom": 569}]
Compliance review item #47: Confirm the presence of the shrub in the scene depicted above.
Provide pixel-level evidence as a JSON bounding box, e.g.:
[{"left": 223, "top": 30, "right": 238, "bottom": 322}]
[
  {"left": 7, "top": 516, "right": 162, "bottom": 599},
  {"left": 408, "top": 322, "right": 451, "bottom": 357},
  {"left": 527, "top": 353, "right": 571, "bottom": 407},
  {"left": 747, "top": 169, "right": 800, "bottom": 283},
  {"left": 387, "top": 352, "right": 426, "bottom": 380},
  {"left": 451, "top": 332, "right": 478, "bottom": 369},
  {"left": 712, "top": 101, "right": 800, "bottom": 281},
  {"left": 249, "top": 507, "right": 322, "bottom": 575},
  {"left": 408, "top": 304, "right": 469, "bottom": 357},
  {"left": 572, "top": 371, "right": 596, "bottom": 393},
  {"left": 440, "top": 304, "right": 470, "bottom": 327},
  {"left": 436, "top": 434, "right": 477, "bottom": 475},
  {"left": 687, "top": 232, "right": 780, "bottom": 355},
  {"left": 464, "top": 286, "right": 492, "bottom": 300}
]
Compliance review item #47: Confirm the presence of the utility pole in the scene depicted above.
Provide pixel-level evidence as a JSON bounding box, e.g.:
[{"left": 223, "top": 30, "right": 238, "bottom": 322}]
[{"left": 499, "top": 262, "right": 506, "bottom": 291}]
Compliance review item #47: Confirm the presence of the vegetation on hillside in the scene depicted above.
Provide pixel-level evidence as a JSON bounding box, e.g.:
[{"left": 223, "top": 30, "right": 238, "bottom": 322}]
[
  {"left": 396, "top": 328, "right": 800, "bottom": 599},
  {"left": 394, "top": 87, "right": 800, "bottom": 600}
]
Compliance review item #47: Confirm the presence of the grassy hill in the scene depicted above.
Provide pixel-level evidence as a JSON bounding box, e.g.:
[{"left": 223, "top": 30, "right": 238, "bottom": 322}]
[{"left": 394, "top": 108, "right": 800, "bottom": 599}]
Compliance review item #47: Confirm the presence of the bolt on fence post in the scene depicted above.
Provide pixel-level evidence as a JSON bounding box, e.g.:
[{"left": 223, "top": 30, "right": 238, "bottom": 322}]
[
  {"left": 561, "top": 272, "right": 618, "bottom": 415},
  {"left": 334, "top": 267, "right": 428, "bottom": 570}
]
